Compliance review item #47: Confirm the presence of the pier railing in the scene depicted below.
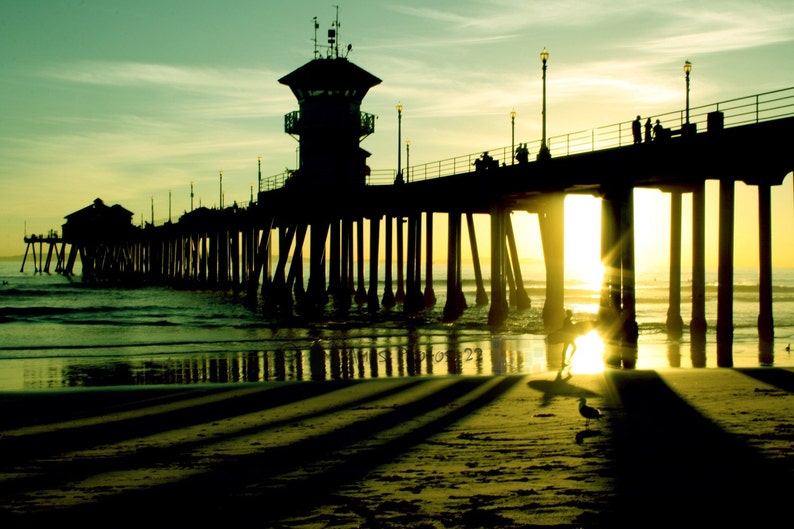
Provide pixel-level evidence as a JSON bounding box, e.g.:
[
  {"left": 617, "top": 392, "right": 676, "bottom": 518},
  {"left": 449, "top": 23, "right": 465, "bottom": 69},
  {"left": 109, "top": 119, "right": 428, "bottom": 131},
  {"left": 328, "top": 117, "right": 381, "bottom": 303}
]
[{"left": 259, "top": 86, "right": 794, "bottom": 189}]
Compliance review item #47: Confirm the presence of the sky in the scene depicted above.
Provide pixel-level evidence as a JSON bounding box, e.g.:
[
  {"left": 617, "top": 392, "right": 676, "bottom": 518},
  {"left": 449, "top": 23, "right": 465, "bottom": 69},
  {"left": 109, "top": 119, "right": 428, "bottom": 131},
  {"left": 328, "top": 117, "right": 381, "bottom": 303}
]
[{"left": 2, "top": 0, "right": 793, "bottom": 279}]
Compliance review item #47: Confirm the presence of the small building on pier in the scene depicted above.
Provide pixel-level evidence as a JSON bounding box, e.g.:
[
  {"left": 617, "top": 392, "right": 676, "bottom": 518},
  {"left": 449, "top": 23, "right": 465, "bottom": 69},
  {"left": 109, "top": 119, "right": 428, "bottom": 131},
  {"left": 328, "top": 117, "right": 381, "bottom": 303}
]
[{"left": 61, "top": 198, "right": 138, "bottom": 279}]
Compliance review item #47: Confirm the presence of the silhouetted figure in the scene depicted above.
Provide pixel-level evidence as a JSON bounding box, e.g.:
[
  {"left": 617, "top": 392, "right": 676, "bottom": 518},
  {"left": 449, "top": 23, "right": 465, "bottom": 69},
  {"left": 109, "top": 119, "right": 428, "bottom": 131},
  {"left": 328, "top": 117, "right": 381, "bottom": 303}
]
[
  {"left": 559, "top": 309, "right": 576, "bottom": 367},
  {"left": 644, "top": 118, "right": 652, "bottom": 143},
  {"left": 632, "top": 115, "right": 642, "bottom": 144},
  {"left": 515, "top": 143, "right": 529, "bottom": 164},
  {"left": 474, "top": 151, "right": 498, "bottom": 172},
  {"left": 653, "top": 119, "right": 670, "bottom": 141}
]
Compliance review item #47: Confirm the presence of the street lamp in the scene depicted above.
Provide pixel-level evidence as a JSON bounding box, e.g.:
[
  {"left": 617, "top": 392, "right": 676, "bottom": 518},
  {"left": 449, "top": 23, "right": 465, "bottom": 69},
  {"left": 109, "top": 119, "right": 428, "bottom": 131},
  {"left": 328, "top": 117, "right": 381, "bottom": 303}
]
[
  {"left": 396, "top": 102, "right": 403, "bottom": 183},
  {"left": 684, "top": 60, "right": 692, "bottom": 124},
  {"left": 510, "top": 109, "right": 516, "bottom": 165},
  {"left": 219, "top": 170, "right": 223, "bottom": 209},
  {"left": 405, "top": 139, "right": 411, "bottom": 182},
  {"left": 257, "top": 155, "right": 262, "bottom": 195},
  {"left": 538, "top": 47, "right": 550, "bottom": 160}
]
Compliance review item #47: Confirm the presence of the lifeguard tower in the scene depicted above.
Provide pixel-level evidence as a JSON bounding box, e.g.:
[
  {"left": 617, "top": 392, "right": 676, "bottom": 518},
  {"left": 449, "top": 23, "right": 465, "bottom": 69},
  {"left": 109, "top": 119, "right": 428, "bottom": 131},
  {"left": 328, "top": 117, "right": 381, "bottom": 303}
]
[{"left": 278, "top": 12, "right": 381, "bottom": 188}]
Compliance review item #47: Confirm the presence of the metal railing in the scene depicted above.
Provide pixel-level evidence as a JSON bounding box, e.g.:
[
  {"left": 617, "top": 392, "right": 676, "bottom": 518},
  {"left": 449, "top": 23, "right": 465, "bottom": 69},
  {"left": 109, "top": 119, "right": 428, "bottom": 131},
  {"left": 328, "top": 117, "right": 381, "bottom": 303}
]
[
  {"left": 402, "top": 86, "right": 794, "bottom": 182},
  {"left": 260, "top": 86, "right": 794, "bottom": 190}
]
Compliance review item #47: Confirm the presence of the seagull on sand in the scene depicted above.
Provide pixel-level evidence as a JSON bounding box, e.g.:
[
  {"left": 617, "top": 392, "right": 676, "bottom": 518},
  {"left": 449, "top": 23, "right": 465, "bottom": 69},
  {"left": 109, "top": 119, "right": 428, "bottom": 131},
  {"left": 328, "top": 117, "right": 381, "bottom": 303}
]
[{"left": 578, "top": 397, "right": 602, "bottom": 430}]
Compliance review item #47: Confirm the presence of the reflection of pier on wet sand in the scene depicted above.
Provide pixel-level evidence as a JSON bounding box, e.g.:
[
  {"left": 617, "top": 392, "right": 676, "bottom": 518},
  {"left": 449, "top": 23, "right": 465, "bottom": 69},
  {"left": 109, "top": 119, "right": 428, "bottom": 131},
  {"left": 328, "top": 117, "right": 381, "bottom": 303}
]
[{"left": 0, "top": 369, "right": 791, "bottom": 526}]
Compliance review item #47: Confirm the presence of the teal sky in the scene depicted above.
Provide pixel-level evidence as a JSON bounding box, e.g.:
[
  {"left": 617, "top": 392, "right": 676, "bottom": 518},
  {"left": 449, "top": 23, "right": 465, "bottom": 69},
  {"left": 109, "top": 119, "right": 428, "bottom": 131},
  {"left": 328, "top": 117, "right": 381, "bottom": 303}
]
[{"left": 1, "top": 0, "right": 793, "bottom": 268}]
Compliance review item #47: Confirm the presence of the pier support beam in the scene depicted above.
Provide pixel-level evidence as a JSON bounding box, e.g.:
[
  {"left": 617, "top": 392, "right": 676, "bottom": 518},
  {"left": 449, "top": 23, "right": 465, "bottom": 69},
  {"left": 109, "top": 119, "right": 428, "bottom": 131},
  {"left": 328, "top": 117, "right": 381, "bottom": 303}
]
[
  {"left": 266, "top": 224, "right": 296, "bottom": 312},
  {"left": 466, "top": 213, "right": 489, "bottom": 305},
  {"left": 382, "top": 215, "right": 396, "bottom": 307},
  {"left": 328, "top": 219, "right": 341, "bottom": 298},
  {"left": 367, "top": 215, "right": 381, "bottom": 313},
  {"left": 690, "top": 181, "right": 707, "bottom": 366},
  {"left": 758, "top": 182, "right": 774, "bottom": 364},
  {"left": 666, "top": 190, "right": 684, "bottom": 337},
  {"left": 306, "top": 221, "right": 328, "bottom": 314},
  {"left": 404, "top": 213, "right": 424, "bottom": 313},
  {"left": 506, "top": 213, "right": 531, "bottom": 309},
  {"left": 488, "top": 205, "right": 508, "bottom": 327},
  {"left": 334, "top": 219, "right": 352, "bottom": 308},
  {"left": 443, "top": 212, "right": 464, "bottom": 322},
  {"left": 355, "top": 218, "right": 367, "bottom": 305},
  {"left": 395, "top": 216, "right": 405, "bottom": 302},
  {"left": 538, "top": 194, "right": 565, "bottom": 333},
  {"left": 717, "top": 179, "right": 735, "bottom": 367},
  {"left": 599, "top": 187, "right": 638, "bottom": 368},
  {"left": 424, "top": 212, "right": 437, "bottom": 306}
]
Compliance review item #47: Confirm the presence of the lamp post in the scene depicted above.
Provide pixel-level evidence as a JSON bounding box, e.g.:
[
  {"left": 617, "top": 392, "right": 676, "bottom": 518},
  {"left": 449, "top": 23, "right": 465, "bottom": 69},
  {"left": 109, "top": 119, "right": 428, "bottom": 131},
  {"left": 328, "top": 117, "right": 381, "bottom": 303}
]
[
  {"left": 510, "top": 109, "right": 516, "bottom": 165},
  {"left": 219, "top": 170, "right": 223, "bottom": 209},
  {"left": 405, "top": 139, "right": 411, "bottom": 182},
  {"left": 539, "top": 47, "right": 550, "bottom": 160},
  {"left": 684, "top": 60, "right": 692, "bottom": 124},
  {"left": 190, "top": 181, "right": 194, "bottom": 212},
  {"left": 257, "top": 155, "right": 262, "bottom": 195},
  {"left": 396, "top": 102, "right": 403, "bottom": 183}
]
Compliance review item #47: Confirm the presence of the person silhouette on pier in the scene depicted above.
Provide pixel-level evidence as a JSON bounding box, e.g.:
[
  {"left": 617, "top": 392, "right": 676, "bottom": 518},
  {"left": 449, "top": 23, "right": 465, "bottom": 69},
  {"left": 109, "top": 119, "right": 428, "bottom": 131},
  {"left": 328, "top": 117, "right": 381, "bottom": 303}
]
[
  {"left": 644, "top": 118, "right": 652, "bottom": 143},
  {"left": 632, "top": 115, "right": 642, "bottom": 144},
  {"left": 515, "top": 143, "right": 529, "bottom": 164},
  {"left": 653, "top": 119, "right": 667, "bottom": 141},
  {"left": 474, "top": 151, "right": 497, "bottom": 171}
]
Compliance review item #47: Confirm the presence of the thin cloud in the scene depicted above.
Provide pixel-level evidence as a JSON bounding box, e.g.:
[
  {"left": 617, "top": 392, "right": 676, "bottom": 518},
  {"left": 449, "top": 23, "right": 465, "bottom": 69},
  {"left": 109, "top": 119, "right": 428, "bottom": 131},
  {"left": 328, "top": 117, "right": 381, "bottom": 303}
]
[{"left": 639, "top": 3, "right": 794, "bottom": 55}]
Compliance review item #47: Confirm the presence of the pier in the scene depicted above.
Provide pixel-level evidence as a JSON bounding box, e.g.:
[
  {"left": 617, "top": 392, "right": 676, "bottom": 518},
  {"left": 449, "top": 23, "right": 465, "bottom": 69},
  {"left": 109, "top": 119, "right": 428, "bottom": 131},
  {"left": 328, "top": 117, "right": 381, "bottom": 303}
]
[{"left": 21, "top": 48, "right": 794, "bottom": 369}]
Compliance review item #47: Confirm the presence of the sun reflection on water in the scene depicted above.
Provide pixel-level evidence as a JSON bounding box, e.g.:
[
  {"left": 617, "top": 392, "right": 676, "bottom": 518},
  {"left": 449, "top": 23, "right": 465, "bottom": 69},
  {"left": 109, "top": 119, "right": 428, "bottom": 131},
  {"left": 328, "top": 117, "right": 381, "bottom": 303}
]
[{"left": 569, "top": 329, "right": 606, "bottom": 374}]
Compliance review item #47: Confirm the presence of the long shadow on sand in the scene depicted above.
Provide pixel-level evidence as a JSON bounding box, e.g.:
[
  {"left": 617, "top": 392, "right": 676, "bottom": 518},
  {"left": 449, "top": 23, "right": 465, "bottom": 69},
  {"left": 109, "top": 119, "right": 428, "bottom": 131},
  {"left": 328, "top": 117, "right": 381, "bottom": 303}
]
[
  {"left": 603, "top": 370, "right": 788, "bottom": 528},
  {"left": 526, "top": 369, "right": 600, "bottom": 407},
  {"left": 0, "top": 377, "right": 523, "bottom": 526}
]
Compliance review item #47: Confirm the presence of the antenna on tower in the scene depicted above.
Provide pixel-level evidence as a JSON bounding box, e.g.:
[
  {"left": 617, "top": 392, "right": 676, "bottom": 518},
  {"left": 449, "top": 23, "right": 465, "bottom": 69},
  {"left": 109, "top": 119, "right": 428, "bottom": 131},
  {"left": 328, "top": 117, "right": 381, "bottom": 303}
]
[
  {"left": 313, "top": 6, "right": 350, "bottom": 59},
  {"left": 328, "top": 5, "right": 340, "bottom": 58},
  {"left": 312, "top": 16, "right": 319, "bottom": 59}
]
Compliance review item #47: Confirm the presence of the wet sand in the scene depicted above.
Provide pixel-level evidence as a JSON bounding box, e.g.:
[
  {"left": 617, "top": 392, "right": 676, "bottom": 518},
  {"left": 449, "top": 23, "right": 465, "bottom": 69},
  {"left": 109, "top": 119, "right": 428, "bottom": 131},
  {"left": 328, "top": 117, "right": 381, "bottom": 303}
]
[{"left": 0, "top": 368, "right": 792, "bottom": 528}]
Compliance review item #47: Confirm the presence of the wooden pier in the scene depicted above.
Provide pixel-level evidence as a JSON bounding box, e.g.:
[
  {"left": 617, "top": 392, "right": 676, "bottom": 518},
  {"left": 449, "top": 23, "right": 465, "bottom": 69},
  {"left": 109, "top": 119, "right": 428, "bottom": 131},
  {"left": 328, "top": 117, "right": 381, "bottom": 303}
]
[
  {"left": 21, "top": 51, "right": 794, "bottom": 369},
  {"left": 20, "top": 231, "right": 65, "bottom": 274}
]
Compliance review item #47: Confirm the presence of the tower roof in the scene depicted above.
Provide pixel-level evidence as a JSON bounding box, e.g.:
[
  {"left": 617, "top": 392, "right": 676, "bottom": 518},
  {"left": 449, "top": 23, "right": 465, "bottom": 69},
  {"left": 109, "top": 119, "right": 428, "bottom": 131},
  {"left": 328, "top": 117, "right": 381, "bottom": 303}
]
[{"left": 279, "top": 57, "right": 381, "bottom": 99}]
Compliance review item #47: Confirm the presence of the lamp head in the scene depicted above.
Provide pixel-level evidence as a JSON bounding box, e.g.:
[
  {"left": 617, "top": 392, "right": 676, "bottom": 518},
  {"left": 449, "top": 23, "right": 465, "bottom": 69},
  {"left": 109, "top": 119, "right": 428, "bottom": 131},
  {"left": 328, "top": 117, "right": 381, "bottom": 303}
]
[
  {"left": 396, "top": 102, "right": 403, "bottom": 113},
  {"left": 540, "top": 47, "right": 549, "bottom": 63},
  {"left": 510, "top": 109, "right": 516, "bottom": 119},
  {"left": 684, "top": 60, "right": 692, "bottom": 75}
]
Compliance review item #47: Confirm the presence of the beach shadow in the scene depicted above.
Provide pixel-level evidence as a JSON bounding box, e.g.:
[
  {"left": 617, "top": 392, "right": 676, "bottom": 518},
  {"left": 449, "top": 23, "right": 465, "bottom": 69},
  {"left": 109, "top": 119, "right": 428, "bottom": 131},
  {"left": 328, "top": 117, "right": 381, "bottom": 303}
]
[
  {"left": 527, "top": 369, "right": 600, "bottom": 407},
  {"left": 0, "top": 376, "right": 524, "bottom": 526},
  {"left": 602, "top": 370, "right": 788, "bottom": 528},
  {"left": 736, "top": 366, "right": 794, "bottom": 391}
]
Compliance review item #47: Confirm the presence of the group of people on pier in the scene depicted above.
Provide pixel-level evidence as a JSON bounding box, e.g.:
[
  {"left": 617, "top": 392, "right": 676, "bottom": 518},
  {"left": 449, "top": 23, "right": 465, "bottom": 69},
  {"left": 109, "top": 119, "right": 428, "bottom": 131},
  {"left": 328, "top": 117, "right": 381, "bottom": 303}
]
[{"left": 633, "top": 115, "right": 671, "bottom": 143}]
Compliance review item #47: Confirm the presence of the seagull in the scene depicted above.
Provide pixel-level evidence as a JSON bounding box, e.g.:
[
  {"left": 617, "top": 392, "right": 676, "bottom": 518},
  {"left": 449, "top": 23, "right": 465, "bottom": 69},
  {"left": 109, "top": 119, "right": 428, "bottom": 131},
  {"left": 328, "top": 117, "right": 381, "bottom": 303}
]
[{"left": 578, "top": 397, "right": 602, "bottom": 430}]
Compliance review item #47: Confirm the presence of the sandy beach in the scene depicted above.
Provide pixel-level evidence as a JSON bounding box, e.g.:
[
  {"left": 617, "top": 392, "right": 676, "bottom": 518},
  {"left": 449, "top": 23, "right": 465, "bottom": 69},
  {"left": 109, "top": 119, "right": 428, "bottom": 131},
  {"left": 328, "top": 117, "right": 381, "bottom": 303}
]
[{"left": 0, "top": 367, "right": 792, "bottom": 528}]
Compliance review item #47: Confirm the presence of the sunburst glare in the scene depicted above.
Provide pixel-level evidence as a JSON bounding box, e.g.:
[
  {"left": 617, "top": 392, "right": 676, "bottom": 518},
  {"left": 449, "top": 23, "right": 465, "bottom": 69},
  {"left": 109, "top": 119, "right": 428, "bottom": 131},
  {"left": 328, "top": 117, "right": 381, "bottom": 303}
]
[{"left": 569, "top": 329, "right": 605, "bottom": 374}]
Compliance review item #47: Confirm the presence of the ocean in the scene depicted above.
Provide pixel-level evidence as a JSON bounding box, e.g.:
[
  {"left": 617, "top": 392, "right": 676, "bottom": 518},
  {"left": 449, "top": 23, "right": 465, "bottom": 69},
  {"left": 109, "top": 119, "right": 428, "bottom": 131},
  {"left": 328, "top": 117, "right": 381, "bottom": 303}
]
[{"left": 1, "top": 260, "right": 793, "bottom": 391}]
